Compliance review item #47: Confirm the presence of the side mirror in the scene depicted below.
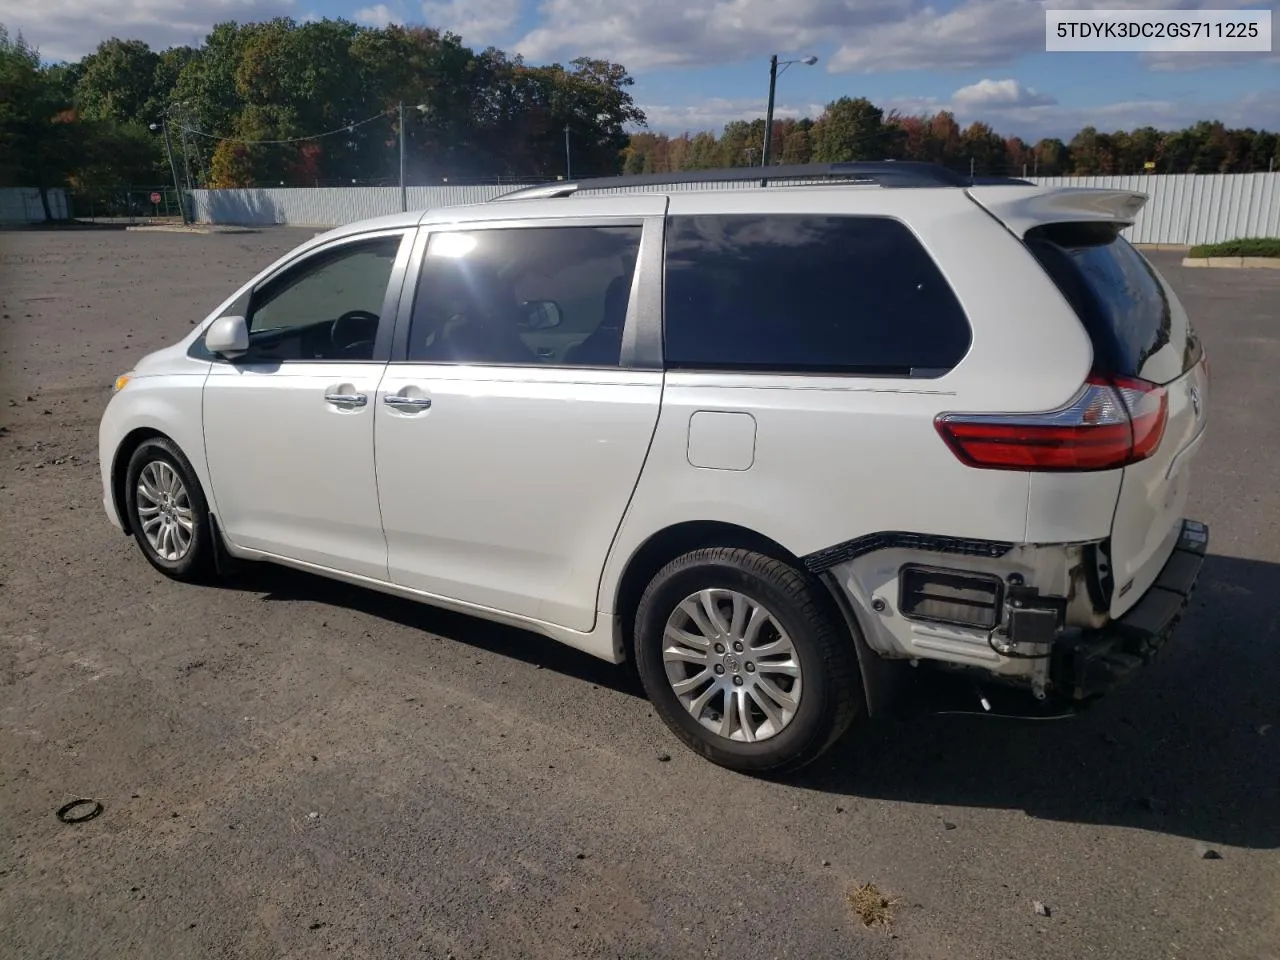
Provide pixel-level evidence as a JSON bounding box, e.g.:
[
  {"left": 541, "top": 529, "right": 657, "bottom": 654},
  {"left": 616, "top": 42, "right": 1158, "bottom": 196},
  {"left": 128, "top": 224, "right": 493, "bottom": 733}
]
[
  {"left": 518, "top": 300, "right": 563, "bottom": 331},
  {"left": 205, "top": 315, "right": 249, "bottom": 356}
]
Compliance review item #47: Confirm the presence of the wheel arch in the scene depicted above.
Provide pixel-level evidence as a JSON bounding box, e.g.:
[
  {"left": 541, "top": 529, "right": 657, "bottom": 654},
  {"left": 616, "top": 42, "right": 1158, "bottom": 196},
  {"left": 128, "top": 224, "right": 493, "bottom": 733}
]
[
  {"left": 611, "top": 521, "right": 804, "bottom": 657},
  {"left": 112, "top": 428, "right": 216, "bottom": 540},
  {"left": 111, "top": 427, "right": 172, "bottom": 536},
  {"left": 610, "top": 519, "right": 907, "bottom": 719}
]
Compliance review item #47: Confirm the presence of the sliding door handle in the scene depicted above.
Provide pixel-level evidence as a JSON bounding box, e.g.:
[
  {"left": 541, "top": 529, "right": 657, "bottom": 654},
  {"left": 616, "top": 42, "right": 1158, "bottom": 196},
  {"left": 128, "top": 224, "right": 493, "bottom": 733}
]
[{"left": 384, "top": 394, "right": 432, "bottom": 409}]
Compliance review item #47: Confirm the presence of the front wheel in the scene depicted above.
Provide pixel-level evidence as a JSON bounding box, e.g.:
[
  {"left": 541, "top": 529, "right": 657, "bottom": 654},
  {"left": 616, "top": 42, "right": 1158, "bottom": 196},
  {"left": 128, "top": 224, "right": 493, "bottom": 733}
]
[
  {"left": 634, "top": 548, "right": 863, "bottom": 774},
  {"left": 124, "top": 437, "right": 215, "bottom": 582}
]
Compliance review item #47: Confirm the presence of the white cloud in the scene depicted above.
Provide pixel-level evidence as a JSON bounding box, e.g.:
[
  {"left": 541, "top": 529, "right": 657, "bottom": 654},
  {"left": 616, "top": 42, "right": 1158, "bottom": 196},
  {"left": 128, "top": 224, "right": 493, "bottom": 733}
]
[
  {"left": 828, "top": 0, "right": 1268, "bottom": 74},
  {"left": 515, "top": 0, "right": 913, "bottom": 71},
  {"left": 1143, "top": 51, "right": 1279, "bottom": 69},
  {"left": 0, "top": 0, "right": 298, "bottom": 61},
  {"left": 952, "top": 78, "right": 1056, "bottom": 107},
  {"left": 421, "top": 0, "right": 522, "bottom": 44},
  {"left": 1139, "top": 10, "right": 1279, "bottom": 71},
  {"left": 355, "top": 3, "right": 397, "bottom": 27}
]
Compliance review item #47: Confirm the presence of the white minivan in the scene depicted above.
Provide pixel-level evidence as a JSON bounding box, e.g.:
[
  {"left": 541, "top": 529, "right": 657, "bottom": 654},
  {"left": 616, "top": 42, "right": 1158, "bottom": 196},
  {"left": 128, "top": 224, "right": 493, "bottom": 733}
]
[{"left": 99, "top": 162, "right": 1210, "bottom": 772}]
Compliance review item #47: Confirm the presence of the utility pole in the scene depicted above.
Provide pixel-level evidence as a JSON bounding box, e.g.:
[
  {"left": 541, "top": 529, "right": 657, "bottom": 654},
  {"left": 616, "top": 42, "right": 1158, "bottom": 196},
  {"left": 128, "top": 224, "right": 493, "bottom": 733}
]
[
  {"left": 177, "top": 107, "right": 195, "bottom": 192},
  {"left": 399, "top": 101, "right": 407, "bottom": 212},
  {"left": 158, "top": 116, "right": 187, "bottom": 225},
  {"left": 565, "top": 125, "right": 572, "bottom": 180},
  {"left": 969, "top": 156, "right": 975, "bottom": 179},
  {"left": 761, "top": 55, "right": 778, "bottom": 168}
]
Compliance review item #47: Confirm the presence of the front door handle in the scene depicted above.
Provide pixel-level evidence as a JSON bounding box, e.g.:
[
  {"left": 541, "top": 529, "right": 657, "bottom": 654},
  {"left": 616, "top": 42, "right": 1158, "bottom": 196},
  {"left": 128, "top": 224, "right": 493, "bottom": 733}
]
[
  {"left": 325, "top": 392, "right": 368, "bottom": 407},
  {"left": 384, "top": 394, "right": 432, "bottom": 409}
]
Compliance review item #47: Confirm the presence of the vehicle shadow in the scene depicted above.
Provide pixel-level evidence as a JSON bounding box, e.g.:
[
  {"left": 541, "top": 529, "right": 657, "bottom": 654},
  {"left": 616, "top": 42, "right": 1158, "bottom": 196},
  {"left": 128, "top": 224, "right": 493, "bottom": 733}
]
[
  {"left": 217, "top": 552, "right": 1277, "bottom": 849},
  {"left": 795, "top": 552, "right": 1280, "bottom": 850},
  {"left": 221, "top": 562, "right": 643, "bottom": 697}
]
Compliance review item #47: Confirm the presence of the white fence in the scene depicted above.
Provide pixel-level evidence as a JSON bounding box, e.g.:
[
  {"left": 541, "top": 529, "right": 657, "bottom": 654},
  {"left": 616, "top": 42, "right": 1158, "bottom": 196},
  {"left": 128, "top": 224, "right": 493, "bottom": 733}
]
[
  {"left": 0, "top": 187, "right": 70, "bottom": 223},
  {"left": 189, "top": 185, "right": 529, "bottom": 229},
  {"left": 189, "top": 173, "right": 1280, "bottom": 245}
]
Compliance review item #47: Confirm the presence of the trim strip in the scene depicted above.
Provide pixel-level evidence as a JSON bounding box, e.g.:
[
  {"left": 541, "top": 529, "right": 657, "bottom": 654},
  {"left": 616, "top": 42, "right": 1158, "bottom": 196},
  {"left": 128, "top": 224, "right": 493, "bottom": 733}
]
[{"left": 803, "top": 531, "right": 1015, "bottom": 575}]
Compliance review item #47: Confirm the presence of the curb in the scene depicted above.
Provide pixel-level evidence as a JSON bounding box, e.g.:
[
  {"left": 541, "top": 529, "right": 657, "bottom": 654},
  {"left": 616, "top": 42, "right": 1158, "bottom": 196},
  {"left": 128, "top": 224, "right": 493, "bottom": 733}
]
[
  {"left": 1181, "top": 256, "right": 1280, "bottom": 270},
  {"left": 1135, "top": 243, "right": 1191, "bottom": 252},
  {"left": 125, "top": 224, "right": 261, "bottom": 235}
]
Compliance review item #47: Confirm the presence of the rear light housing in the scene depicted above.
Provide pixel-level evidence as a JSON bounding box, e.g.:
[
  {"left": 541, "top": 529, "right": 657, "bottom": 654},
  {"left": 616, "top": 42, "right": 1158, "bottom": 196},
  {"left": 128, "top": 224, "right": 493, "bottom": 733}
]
[
  {"left": 899, "top": 565, "right": 1003, "bottom": 629},
  {"left": 936, "top": 374, "right": 1168, "bottom": 471}
]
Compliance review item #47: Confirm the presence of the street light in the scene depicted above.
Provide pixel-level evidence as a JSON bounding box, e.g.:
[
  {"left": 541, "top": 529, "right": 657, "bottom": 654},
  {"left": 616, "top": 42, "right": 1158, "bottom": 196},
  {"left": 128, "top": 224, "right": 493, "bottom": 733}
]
[
  {"left": 399, "top": 101, "right": 429, "bottom": 211},
  {"left": 761, "top": 54, "right": 818, "bottom": 168}
]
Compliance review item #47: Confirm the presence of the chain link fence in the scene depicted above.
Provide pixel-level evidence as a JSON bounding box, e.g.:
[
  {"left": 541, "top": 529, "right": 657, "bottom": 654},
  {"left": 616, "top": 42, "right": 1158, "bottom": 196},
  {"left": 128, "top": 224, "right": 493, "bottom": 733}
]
[{"left": 68, "top": 185, "right": 189, "bottom": 224}]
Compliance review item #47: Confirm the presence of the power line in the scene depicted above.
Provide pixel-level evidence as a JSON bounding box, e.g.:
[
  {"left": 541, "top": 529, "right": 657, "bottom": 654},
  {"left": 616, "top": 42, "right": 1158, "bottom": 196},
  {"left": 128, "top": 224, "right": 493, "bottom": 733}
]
[{"left": 176, "top": 110, "right": 390, "bottom": 145}]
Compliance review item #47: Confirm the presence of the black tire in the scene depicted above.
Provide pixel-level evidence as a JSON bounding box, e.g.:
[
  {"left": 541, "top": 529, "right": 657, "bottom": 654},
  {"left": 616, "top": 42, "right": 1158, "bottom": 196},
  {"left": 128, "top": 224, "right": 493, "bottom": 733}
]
[
  {"left": 123, "top": 437, "right": 216, "bottom": 583},
  {"left": 634, "top": 547, "right": 863, "bottom": 775}
]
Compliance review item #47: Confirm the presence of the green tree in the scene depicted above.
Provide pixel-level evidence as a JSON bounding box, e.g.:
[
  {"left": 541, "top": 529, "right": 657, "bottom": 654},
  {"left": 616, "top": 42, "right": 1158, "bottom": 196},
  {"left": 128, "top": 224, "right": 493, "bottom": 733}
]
[
  {"left": 0, "top": 26, "right": 75, "bottom": 218},
  {"left": 74, "top": 38, "right": 161, "bottom": 125},
  {"left": 810, "top": 97, "right": 886, "bottom": 162},
  {"left": 1031, "top": 138, "right": 1069, "bottom": 176},
  {"left": 780, "top": 120, "right": 813, "bottom": 165}
]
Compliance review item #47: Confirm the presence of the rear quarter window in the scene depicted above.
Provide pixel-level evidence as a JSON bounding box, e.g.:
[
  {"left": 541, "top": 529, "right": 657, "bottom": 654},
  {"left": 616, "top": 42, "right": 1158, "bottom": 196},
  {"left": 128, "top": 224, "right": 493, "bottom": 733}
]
[
  {"left": 1024, "top": 222, "right": 1201, "bottom": 385},
  {"left": 662, "top": 214, "right": 972, "bottom": 377}
]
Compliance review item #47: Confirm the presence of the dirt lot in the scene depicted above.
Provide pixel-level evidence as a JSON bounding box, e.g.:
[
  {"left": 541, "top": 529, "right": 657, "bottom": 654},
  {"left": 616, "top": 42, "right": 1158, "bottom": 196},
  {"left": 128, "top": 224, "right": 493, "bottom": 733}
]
[{"left": 1, "top": 227, "right": 1278, "bottom": 960}]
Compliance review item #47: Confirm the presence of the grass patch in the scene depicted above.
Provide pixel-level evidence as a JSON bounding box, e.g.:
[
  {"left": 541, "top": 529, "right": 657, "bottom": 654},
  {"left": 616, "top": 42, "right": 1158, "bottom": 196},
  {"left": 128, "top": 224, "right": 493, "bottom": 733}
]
[
  {"left": 847, "top": 882, "right": 902, "bottom": 929},
  {"left": 1187, "top": 237, "right": 1280, "bottom": 258}
]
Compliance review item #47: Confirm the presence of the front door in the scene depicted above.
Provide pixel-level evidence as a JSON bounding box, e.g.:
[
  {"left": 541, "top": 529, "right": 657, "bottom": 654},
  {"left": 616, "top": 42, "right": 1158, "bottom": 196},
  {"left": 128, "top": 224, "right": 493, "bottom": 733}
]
[
  {"left": 374, "top": 215, "right": 664, "bottom": 631},
  {"left": 202, "top": 229, "right": 412, "bottom": 580}
]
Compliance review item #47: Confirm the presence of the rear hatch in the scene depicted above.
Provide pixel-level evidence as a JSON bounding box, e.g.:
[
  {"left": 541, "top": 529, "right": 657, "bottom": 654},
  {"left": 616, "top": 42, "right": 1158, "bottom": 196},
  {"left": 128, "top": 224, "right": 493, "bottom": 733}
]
[{"left": 1021, "top": 220, "right": 1209, "bottom": 617}]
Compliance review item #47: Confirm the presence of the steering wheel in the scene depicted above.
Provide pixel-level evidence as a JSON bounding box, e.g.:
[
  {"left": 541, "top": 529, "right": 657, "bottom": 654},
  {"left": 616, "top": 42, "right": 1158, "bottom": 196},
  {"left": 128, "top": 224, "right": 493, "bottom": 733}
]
[{"left": 330, "top": 309, "right": 380, "bottom": 358}]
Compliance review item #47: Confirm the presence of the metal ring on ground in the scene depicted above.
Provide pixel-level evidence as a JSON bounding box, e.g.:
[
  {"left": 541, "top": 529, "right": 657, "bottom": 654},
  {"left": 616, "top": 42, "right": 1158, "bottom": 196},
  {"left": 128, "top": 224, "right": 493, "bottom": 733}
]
[{"left": 56, "top": 799, "right": 104, "bottom": 824}]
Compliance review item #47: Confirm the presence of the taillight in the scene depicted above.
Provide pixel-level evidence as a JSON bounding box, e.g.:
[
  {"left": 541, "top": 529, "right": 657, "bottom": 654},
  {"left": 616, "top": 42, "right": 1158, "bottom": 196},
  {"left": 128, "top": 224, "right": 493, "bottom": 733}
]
[{"left": 936, "top": 374, "right": 1168, "bottom": 471}]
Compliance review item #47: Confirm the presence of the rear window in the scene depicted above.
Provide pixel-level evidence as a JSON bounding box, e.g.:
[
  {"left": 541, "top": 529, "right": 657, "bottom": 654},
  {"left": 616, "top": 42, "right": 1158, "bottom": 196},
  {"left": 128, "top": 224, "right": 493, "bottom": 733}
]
[
  {"left": 1025, "top": 222, "right": 1201, "bottom": 384},
  {"left": 663, "top": 214, "right": 971, "bottom": 377}
]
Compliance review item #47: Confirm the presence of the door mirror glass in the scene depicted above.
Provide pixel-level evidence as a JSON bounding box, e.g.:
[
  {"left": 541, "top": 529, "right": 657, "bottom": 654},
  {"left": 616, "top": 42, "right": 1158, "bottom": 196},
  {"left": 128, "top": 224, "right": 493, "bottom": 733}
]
[
  {"left": 205, "top": 315, "right": 250, "bottom": 355},
  {"left": 518, "top": 300, "right": 563, "bottom": 331}
]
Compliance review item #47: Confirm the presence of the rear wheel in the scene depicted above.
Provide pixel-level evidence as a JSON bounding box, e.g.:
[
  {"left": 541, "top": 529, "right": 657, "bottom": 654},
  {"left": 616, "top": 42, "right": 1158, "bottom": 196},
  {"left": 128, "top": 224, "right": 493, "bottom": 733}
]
[
  {"left": 634, "top": 547, "right": 862, "bottom": 774},
  {"left": 124, "top": 437, "right": 215, "bottom": 582}
]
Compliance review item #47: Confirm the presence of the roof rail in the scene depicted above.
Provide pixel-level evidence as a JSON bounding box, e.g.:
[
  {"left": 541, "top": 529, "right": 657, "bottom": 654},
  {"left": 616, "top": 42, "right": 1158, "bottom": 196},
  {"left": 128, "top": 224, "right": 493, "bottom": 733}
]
[
  {"left": 970, "top": 175, "right": 1035, "bottom": 186},
  {"left": 493, "top": 161, "right": 972, "bottom": 201}
]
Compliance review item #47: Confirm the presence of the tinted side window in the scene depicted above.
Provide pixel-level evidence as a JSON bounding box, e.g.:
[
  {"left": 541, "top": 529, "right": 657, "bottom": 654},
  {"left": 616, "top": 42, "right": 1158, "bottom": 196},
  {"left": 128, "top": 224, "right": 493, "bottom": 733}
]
[
  {"left": 408, "top": 225, "right": 642, "bottom": 367},
  {"left": 663, "top": 215, "right": 971, "bottom": 376},
  {"left": 1025, "top": 222, "right": 1197, "bottom": 384},
  {"left": 242, "top": 237, "right": 401, "bottom": 362}
]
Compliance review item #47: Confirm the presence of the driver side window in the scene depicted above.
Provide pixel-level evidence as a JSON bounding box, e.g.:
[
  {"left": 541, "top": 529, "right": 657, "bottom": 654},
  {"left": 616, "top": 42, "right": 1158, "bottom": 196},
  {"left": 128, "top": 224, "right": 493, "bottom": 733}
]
[{"left": 244, "top": 236, "right": 401, "bottom": 362}]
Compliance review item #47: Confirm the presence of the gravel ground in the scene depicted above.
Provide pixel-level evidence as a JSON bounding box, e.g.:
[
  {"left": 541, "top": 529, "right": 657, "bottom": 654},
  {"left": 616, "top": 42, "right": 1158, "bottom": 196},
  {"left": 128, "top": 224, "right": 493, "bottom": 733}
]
[{"left": 1, "top": 228, "right": 1277, "bottom": 960}]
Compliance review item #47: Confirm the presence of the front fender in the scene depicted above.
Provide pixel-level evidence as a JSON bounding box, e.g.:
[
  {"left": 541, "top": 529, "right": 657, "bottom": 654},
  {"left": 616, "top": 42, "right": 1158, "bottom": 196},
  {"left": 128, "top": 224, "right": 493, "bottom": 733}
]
[{"left": 99, "top": 370, "right": 212, "bottom": 533}]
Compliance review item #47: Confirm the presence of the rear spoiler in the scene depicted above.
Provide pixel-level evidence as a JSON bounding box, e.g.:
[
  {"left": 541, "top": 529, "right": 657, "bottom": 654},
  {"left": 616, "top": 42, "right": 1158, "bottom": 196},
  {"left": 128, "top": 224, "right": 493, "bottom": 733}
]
[{"left": 965, "top": 186, "right": 1148, "bottom": 238}]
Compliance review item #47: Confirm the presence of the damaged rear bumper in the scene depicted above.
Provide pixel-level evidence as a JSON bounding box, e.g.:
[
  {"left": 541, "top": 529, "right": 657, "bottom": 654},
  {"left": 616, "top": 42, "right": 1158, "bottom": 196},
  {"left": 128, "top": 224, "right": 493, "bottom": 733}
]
[{"left": 1053, "top": 519, "right": 1208, "bottom": 701}]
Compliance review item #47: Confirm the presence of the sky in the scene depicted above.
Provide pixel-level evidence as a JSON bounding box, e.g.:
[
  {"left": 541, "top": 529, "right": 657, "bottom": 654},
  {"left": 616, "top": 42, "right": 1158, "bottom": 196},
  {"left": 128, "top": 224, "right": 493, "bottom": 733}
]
[{"left": 2, "top": 0, "right": 1277, "bottom": 142}]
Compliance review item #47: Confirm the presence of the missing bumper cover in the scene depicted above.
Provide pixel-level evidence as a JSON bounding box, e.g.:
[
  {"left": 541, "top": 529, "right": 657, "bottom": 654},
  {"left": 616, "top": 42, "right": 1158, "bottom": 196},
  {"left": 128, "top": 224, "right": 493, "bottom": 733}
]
[{"left": 1054, "top": 519, "right": 1208, "bottom": 700}]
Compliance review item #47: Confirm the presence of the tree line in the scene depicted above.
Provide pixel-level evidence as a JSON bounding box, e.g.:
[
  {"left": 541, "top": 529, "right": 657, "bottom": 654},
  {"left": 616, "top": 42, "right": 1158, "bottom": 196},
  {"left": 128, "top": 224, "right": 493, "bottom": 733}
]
[
  {"left": 2, "top": 17, "right": 1278, "bottom": 220},
  {"left": 625, "top": 98, "right": 1280, "bottom": 178},
  {"left": 0, "top": 18, "right": 644, "bottom": 214}
]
